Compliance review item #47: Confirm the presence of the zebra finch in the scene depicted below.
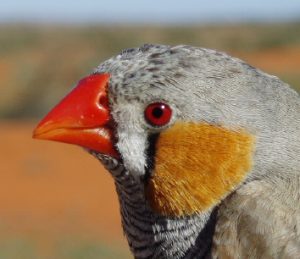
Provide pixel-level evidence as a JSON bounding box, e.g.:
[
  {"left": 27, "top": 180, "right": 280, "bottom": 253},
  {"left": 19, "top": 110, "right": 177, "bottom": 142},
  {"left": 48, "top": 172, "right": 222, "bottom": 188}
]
[{"left": 33, "top": 44, "right": 300, "bottom": 259}]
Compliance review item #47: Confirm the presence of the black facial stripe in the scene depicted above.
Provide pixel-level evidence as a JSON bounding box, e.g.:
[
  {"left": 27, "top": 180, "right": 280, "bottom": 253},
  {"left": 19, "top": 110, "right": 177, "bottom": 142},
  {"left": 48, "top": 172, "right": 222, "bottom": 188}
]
[{"left": 143, "top": 133, "right": 159, "bottom": 183}]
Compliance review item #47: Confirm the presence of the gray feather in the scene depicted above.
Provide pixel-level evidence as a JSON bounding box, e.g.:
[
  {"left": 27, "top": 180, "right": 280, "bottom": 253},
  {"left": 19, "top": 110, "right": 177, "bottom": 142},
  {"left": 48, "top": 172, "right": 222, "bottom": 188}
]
[{"left": 91, "top": 44, "right": 300, "bottom": 258}]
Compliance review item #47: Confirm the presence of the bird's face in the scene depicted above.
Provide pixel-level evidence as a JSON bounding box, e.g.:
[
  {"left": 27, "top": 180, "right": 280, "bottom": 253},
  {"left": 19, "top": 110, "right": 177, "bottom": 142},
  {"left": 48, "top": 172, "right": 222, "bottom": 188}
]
[{"left": 33, "top": 45, "right": 256, "bottom": 218}]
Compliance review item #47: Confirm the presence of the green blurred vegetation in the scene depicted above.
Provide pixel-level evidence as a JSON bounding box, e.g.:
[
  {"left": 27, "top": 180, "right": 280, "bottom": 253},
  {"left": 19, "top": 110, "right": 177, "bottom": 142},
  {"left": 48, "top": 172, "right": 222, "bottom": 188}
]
[{"left": 0, "top": 23, "right": 299, "bottom": 119}]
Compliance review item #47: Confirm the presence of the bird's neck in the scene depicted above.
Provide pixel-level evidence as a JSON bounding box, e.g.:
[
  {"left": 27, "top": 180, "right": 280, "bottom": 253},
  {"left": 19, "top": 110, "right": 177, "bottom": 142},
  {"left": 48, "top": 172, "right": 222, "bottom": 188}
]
[{"left": 94, "top": 153, "right": 217, "bottom": 259}]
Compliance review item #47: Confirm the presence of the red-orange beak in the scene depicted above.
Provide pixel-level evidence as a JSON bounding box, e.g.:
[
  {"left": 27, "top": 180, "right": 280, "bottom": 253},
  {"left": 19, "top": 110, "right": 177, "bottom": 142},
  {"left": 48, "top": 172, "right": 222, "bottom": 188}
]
[{"left": 33, "top": 73, "right": 118, "bottom": 158}]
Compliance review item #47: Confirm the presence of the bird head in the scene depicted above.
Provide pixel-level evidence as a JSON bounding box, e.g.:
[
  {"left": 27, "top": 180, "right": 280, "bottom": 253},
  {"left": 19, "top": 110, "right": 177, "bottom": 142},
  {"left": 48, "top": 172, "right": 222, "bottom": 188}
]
[{"left": 33, "top": 44, "right": 299, "bottom": 218}]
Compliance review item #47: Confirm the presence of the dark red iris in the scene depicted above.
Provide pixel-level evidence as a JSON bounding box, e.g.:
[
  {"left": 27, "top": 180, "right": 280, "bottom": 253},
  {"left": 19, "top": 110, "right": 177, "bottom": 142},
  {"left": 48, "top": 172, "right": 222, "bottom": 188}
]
[{"left": 144, "top": 102, "right": 172, "bottom": 127}]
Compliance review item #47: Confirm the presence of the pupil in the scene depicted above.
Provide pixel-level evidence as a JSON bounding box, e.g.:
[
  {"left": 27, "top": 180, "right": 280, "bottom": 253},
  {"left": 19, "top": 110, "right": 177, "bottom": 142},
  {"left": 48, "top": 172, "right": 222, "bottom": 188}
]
[{"left": 152, "top": 107, "right": 163, "bottom": 118}]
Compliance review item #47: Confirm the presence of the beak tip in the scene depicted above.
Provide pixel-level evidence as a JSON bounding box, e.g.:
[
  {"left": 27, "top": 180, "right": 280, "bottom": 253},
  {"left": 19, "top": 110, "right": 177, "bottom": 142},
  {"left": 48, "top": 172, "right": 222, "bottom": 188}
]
[
  {"left": 32, "top": 127, "right": 39, "bottom": 139},
  {"left": 32, "top": 130, "right": 43, "bottom": 140},
  {"left": 32, "top": 130, "right": 41, "bottom": 139},
  {"left": 32, "top": 123, "right": 45, "bottom": 139}
]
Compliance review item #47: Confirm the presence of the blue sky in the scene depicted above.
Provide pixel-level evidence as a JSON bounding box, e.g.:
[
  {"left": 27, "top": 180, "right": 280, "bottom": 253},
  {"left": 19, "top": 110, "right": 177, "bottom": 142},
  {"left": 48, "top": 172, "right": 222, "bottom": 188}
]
[{"left": 1, "top": 0, "right": 300, "bottom": 24}]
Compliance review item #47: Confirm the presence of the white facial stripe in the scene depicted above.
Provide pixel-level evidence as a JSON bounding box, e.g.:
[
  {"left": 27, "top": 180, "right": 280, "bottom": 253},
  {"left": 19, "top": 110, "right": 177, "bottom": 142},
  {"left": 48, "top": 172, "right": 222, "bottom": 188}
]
[
  {"left": 112, "top": 103, "right": 148, "bottom": 180},
  {"left": 117, "top": 130, "right": 147, "bottom": 178}
]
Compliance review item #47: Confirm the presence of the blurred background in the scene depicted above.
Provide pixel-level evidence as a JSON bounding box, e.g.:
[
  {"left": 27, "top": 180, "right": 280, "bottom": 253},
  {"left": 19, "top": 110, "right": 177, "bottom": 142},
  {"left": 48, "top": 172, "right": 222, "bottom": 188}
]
[{"left": 1, "top": 0, "right": 300, "bottom": 258}]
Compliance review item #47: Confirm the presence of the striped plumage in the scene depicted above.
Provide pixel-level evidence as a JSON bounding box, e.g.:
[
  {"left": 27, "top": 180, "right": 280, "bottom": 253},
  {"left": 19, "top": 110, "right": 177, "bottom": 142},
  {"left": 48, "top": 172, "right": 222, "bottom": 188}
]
[
  {"left": 34, "top": 44, "right": 300, "bottom": 258},
  {"left": 92, "top": 152, "right": 216, "bottom": 258}
]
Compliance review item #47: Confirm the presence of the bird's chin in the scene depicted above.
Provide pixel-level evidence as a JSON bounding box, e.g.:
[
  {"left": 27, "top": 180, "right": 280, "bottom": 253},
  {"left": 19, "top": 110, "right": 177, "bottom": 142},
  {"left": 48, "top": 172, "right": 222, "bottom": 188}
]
[
  {"left": 88, "top": 149, "right": 149, "bottom": 188},
  {"left": 87, "top": 149, "right": 120, "bottom": 163}
]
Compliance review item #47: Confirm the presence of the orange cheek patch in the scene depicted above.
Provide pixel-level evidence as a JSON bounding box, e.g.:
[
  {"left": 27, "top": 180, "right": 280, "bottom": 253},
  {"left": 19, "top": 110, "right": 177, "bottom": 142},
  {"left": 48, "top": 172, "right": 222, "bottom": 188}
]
[{"left": 145, "top": 122, "right": 255, "bottom": 217}]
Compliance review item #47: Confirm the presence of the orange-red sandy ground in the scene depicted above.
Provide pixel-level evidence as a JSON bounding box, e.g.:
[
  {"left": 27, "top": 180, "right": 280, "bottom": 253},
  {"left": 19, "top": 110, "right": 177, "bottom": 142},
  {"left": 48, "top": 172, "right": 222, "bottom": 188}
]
[{"left": 0, "top": 121, "right": 131, "bottom": 258}]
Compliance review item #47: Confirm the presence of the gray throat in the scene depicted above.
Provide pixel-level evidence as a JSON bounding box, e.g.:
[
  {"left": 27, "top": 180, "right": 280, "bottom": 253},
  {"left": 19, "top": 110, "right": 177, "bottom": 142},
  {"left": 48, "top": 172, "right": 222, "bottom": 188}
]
[{"left": 92, "top": 152, "right": 217, "bottom": 259}]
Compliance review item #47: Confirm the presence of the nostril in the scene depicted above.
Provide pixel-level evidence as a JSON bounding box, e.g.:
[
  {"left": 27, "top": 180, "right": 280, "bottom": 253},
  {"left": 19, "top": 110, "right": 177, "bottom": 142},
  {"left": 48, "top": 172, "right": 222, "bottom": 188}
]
[{"left": 99, "top": 94, "right": 109, "bottom": 108}]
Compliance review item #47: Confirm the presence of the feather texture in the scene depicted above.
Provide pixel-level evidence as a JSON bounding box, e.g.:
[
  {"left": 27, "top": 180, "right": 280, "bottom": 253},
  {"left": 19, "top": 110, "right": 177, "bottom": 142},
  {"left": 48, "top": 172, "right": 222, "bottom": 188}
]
[{"left": 146, "top": 122, "right": 255, "bottom": 217}]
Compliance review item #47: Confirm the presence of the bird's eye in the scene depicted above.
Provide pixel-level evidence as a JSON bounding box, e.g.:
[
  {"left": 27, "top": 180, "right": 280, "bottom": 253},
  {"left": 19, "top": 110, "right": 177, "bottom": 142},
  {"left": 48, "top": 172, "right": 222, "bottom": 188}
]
[{"left": 144, "top": 102, "right": 172, "bottom": 127}]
